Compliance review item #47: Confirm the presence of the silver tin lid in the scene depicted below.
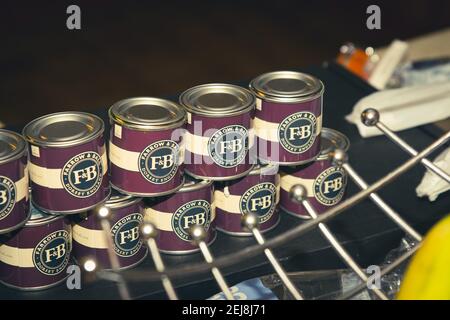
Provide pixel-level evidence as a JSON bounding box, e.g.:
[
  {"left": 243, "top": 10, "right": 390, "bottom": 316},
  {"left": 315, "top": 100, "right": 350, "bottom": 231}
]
[
  {"left": 26, "top": 202, "right": 64, "bottom": 227},
  {"left": 249, "top": 71, "right": 324, "bottom": 103},
  {"left": 179, "top": 175, "right": 213, "bottom": 193},
  {"left": 318, "top": 128, "right": 350, "bottom": 161},
  {"left": 104, "top": 189, "right": 142, "bottom": 209},
  {"left": 109, "top": 97, "right": 186, "bottom": 131},
  {"left": 22, "top": 111, "right": 104, "bottom": 148},
  {"left": 179, "top": 83, "right": 255, "bottom": 117},
  {"left": 248, "top": 162, "right": 279, "bottom": 176},
  {"left": 0, "top": 129, "right": 27, "bottom": 165}
]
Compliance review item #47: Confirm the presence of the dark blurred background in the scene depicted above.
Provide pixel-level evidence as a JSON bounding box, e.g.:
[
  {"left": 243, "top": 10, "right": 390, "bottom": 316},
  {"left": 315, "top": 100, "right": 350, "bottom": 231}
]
[{"left": 1, "top": 0, "right": 449, "bottom": 126}]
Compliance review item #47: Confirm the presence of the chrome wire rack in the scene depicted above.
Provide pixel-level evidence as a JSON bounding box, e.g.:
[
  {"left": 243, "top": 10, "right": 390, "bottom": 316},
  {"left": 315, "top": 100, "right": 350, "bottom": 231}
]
[{"left": 94, "top": 108, "right": 450, "bottom": 300}]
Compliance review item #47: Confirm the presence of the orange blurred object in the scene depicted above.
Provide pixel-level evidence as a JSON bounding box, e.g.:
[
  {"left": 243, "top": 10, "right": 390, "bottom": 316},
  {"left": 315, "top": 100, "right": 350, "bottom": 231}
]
[{"left": 336, "top": 43, "right": 378, "bottom": 80}]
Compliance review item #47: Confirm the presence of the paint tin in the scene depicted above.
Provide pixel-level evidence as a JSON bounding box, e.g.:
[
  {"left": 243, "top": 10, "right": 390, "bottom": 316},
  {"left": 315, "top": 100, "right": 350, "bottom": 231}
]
[
  {"left": 179, "top": 83, "right": 255, "bottom": 181},
  {"left": 23, "top": 112, "right": 110, "bottom": 214},
  {"left": 71, "top": 190, "right": 147, "bottom": 270},
  {"left": 109, "top": 97, "right": 186, "bottom": 197},
  {"left": 280, "top": 128, "right": 350, "bottom": 218},
  {"left": 145, "top": 176, "right": 216, "bottom": 254},
  {"left": 214, "top": 163, "right": 280, "bottom": 236},
  {"left": 249, "top": 71, "right": 324, "bottom": 165},
  {"left": 0, "top": 203, "right": 71, "bottom": 290},
  {"left": 0, "top": 130, "right": 30, "bottom": 234}
]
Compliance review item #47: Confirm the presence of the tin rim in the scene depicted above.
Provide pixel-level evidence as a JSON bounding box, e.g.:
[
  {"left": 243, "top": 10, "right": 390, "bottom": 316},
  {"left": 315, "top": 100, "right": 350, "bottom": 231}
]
[
  {"left": 248, "top": 162, "right": 279, "bottom": 176},
  {"left": 249, "top": 71, "right": 324, "bottom": 103},
  {"left": 184, "top": 165, "right": 255, "bottom": 182},
  {"left": 178, "top": 175, "right": 213, "bottom": 192},
  {"left": 258, "top": 154, "right": 319, "bottom": 166},
  {"left": 0, "top": 129, "right": 27, "bottom": 165},
  {"left": 179, "top": 83, "right": 255, "bottom": 117},
  {"left": 0, "top": 209, "right": 32, "bottom": 235},
  {"left": 104, "top": 189, "right": 143, "bottom": 209},
  {"left": 281, "top": 206, "right": 311, "bottom": 220},
  {"left": 109, "top": 97, "right": 186, "bottom": 131},
  {"left": 318, "top": 128, "right": 350, "bottom": 161},
  {"left": 110, "top": 178, "right": 185, "bottom": 197},
  {"left": 0, "top": 274, "right": 69, "bottom": 291},
  {"left": 22, "top": 111, "right": 105, "bottom": 148}
]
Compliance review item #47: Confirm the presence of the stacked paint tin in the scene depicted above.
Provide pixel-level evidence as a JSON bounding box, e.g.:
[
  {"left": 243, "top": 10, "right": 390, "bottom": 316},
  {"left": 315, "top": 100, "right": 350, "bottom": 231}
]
[{"left": 0, "top": 70, "right": 350, "bottom": 291}]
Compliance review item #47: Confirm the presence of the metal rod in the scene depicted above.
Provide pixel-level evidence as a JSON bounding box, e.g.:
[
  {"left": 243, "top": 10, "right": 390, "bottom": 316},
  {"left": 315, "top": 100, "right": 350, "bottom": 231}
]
[
  {"left": 242, "top": 213, "right": 303, "bottom": 300},
  {"left": 140, "top": 223, "right": 178, "bottom": 300},
  {"left": 189, "top": 225, "right": 234, "bottom": 300},
  {"left": 337, "top": 243, "right": 421, "bottom": 300},
  {"left": 98, "top": 208, "right": 131, "bottom": 300},
  {"left": 343, "top": 163, "right": 422, "bottom": 241},
  {"left": 113, "top": 130, "right": 450, "bottom": 281},
  {"left": 295, "top": 191, "right": 388, "bottom": 300}
]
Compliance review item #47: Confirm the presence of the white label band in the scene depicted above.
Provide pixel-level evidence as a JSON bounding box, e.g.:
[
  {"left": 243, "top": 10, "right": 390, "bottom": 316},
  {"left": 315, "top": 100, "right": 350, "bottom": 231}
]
[
  {"left": 28, "top": 152, "right": 108, "bottom": 189},
  {"left": 0, "top": 244, "right": 34, "bottom": 268},
  {"left": 72, "top": 224, "right": 109, "bottom": 249},
  {"left": 280, "top": 174, "right": 315, "bottom": 197},
  {"left": 15, "top": 166, "right": 29, "bottom": 202},
  {"left": 252, "top": 114, "right": 323, "bottom": 143}
]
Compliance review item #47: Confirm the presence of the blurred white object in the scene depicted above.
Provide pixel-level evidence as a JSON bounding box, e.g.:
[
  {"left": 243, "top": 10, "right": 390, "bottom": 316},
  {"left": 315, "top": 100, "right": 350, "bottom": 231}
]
[
  {"left": 368, "top": 40, "right": 408, "bottom": 90},
  {"left": 346, "top": 81, "right": 450, "bottom": 137},
  {"left": 416, "top": 147, "right": 450, "bottom": 201}
]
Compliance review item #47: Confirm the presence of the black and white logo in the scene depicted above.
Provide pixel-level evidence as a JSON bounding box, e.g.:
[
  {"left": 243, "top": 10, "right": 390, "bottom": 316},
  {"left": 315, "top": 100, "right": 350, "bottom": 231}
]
[
  {"left": 61, "top": 151, "right": 103, "bottom": 198},
  {"left": 278, "top": 112, "right": 317, "bottom": 153},
  {"left": 172, "top": 200, "right": 211, "bottom": 242},
  {"left": 0, "top": 176, "right": 16, "bottom": 221},
  {"left": 208, "top": 125, "right": 248, "bottom": 168},
  {"left": 240, "top": 182, "right": 276, "bottom": 224},
  {"left": 111, "top": 213, "right": 144, "bottom": 257},
  {"left": 138, "top": 140, "right": 179, "bottom": 184},
  {"left": 314, "top": 167, "right": 346, "bottom": 206},
  {"left": 33, "top": 230, "right": 70, "bottom": 275}
]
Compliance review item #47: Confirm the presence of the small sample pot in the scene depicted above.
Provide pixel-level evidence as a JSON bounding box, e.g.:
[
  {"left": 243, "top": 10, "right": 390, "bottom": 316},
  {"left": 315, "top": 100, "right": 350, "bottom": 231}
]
[
  {"left": 249, "top": 71, "right": 324, "bottom": 165},
  {"left": 179, "top": 83, "right": 255, "bottom": 181},
  {"left": 109, "top": 97, "right": 186, "bottom": 197},
  {"left": 23, "top": 112, "right": 110, "bottom": 214},
  {"left": 280, "top": 128, "right": 350, "bottom": 218},
  {"left": 0, "top": 204, "right": 72, "bottom": 290},
  {"left": 145, "top": 176, "right": 216, "bottom": 254},
  {"left": 0, "top": 129, "right": 30, "bottom": 234},
  {"left": 71, "top": 191, "right": 147, "bottom": 270},
  {"left": 214, "top": 163, "right": 280, "bottom": 236}
]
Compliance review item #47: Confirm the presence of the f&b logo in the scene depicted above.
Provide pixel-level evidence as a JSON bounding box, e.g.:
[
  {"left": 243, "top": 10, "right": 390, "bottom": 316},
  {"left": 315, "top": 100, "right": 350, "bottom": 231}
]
[
  {"left": 0, "top": 176, "right": 16, "bottom": 220},
  {"left": 111, "top": 213, "right": 144, "bottom": 257},
  {"left": 278, "top": 112, "right": 317, "bottom": 153},
  {"left": 314, "top": 167, "right": 347, "bottom": 206},
  {"left": 61, "top": 151, "right": 103, "bottom": 198},
  {"left": 172, "top": 200, "right": 211, "bottom": 241},
  {"left": 139, "top": 140, "right": 179, "bottom": 184},
  {"left": 33, "top": 230, "right": 70, "bottom": 275},
  {"left": 240, "top": 183, "right": 276, "bottom": 224},
  {"left": 208, "top": 125, "right": 248, "bottom": 168}
]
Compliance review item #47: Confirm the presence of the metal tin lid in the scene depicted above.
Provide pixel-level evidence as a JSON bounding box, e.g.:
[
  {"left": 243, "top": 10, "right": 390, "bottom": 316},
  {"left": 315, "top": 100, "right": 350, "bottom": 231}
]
[
  {"left": 109, "top": 97, "right": 186, "bottom": 130},
  {"left": 26, "top": 202, "right": 64, "bottom": 227},
  {"left": 179, "top": 175, "right": 213, "bottom": 193},
  {"left": 0, "top": 129, "right": 27, "bottom": 165},
  {"left": 249, "top": 71, "right": 324, "bottom": 103},
  {"left": 104, "top": 189, "right": 142, "bottom": 209},
  {"left": 249, "top": 162, "right": 279, "bottom": 176},
  {"left": 318, "top": 128, "right": 350, "bottom": 160},
  {"left": 179, "top": 83, "right": 255, "bottom": 117},
  {"left": 22, "top": 112, "right": 104, "bottom": 148}
]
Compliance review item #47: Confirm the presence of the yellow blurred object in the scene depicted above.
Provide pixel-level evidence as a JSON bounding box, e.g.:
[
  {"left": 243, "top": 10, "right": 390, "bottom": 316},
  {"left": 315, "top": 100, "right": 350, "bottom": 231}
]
[{"left": 397, "top": 214, "right": 450, "bottom": 300}]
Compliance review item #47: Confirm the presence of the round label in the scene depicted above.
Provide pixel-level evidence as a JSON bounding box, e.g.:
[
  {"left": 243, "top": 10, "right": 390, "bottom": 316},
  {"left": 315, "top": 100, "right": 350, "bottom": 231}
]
[
  {"left": 240, "top": 182, "right": 277, "bottom": 224},
  {"left": 33, "top": 230, "right": 71, "bottom": 276},
  {"left": 208, "top": 125, "right": 248, "bottom": 168},
  {"left": 61, "top": 151, "right": 103, "bottom": 198},
  {"left": 172, "top": 200, "right": 211, "bottom": 242},
  {"left": 278, "top": 111, "right": 317, "bottom": 153},
  {"left": 0, "top": 176, "right": 16, "bottom": 221},
  {"left": 111, "top": 213, "right": 144, "bottom": 257},
  {"left": 138, "top": 140, "right": 179, "bottom": 184},
  {"left": 314, "top": 167, "right": 347, "bottom": 206}
]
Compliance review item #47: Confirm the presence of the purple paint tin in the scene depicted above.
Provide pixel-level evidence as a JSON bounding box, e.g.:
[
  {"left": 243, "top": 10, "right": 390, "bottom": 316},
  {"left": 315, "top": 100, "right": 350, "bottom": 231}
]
[
  {"left": 0, "top": 203, "right": 71, "bottom": 290},
  {"left": 71, "top": 191, "right": 147, "bottom": 270},
  {"left": 249, "top": 71, "right": 324, "bottom": 165},
  {"left": 214, "top": 163, "right": 280, "bottom": 236},
  {"left": 145, "top": 176, "right": 216, "bottom": 254},
  {"left": 280, "top": 128, "right": 350, "bottom": 219},
  {"left": 179, "top": 84, "right": 255, "bottom": 181},
  {"left": 0, "top": 130, "right": 30, "bottom": 234},
  {"left": 23, "top": 112, "right": 110, "bottom": 214},
  {"left": 109, "top": 97, "right": 186, "bottom": 197}
]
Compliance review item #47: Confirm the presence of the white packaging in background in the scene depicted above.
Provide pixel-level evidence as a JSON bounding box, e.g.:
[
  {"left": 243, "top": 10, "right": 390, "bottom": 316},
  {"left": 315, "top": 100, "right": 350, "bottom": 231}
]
[{"left": 416, "top": 147, "right": 450, "bottom": 201}]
